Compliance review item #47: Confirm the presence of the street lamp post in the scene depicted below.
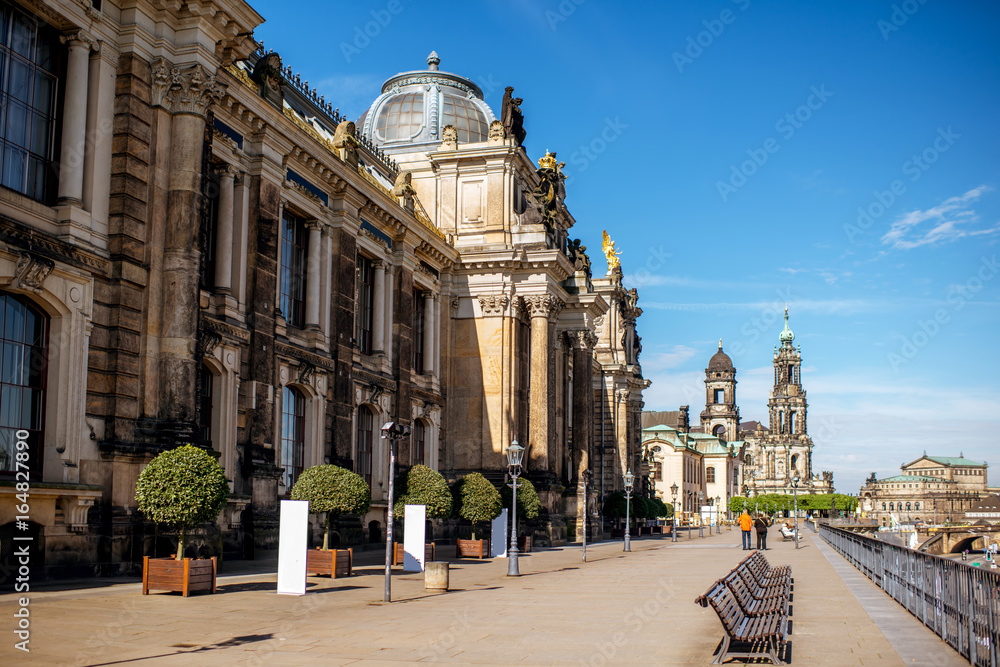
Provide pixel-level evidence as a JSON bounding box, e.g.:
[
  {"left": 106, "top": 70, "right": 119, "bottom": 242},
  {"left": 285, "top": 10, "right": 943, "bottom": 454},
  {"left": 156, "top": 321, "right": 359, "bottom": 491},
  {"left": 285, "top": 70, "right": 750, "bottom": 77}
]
[
  {"left": 506, "top": 439, "right": 524, "bottom": 576},
  {"left": 698, "top": 490, "right": 705, "bottom": 538},
  {"left": 623, "top": 469, "right": 634, "bottom": 552},
  {"left": 716, "top": 496, "right": 721, "bottom": 534},
  {"left": 380, "top": 421, "right": 412, "bottom": 603},
  {"left": 791, "top": 474, "right": 800, "bottom": 549},
  {"left": 670, "top": 483, "right": 679, "bottom": 543},
  {"left": 582, "top": 469, "right": 592, "bottom": 563}
]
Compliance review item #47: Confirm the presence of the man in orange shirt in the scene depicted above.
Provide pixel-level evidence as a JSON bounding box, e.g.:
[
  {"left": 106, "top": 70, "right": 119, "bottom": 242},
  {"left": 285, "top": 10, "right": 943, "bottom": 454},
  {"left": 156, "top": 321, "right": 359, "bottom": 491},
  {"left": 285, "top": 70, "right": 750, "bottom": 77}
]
[{"left": 739, "top": 509, "right": 753, "bottom": 550}]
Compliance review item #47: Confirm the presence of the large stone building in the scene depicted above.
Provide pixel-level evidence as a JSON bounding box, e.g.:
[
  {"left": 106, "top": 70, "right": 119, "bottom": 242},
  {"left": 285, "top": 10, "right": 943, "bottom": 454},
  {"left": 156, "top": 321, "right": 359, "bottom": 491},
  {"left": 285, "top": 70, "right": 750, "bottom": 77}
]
[
  {"left": 0, "top": 0, "right": 647, "bottom": 579},
  {"left": 738, "top": 309, "right": 834, "bottom": 497},
  {"left": 858, "top": 454, "right": 990, "bottom": 525}
]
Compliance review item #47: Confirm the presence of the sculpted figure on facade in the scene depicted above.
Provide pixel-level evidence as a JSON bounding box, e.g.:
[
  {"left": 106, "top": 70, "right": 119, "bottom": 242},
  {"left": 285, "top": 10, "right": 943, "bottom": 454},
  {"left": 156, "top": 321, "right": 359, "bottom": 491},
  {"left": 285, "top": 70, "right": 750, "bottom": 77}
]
[
  {"left": 392, "top": 170, "right": 416, "bottom": 210},
  {"left": 250, "top": 51, "right": 284, "bottom": 108},
  {"left": 332, "top": 120, "right": 359, "bottom": 168},
  {"left": 501, "top": 86, "right": 526, "bottom": 145}
]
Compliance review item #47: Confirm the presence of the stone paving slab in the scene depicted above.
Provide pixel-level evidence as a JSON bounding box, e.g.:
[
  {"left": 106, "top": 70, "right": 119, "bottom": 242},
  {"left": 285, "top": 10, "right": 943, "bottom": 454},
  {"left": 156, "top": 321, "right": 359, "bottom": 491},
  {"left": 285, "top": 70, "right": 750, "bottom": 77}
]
[{"left": 0, "top": 526, "right": 968, "bottom": 665}]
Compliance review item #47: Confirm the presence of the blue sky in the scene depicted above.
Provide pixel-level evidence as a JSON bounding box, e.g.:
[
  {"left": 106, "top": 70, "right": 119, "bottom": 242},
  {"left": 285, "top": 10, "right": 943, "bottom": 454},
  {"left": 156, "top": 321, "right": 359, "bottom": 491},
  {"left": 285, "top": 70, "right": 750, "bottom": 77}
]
[{"left": 249, "top": 0, "right": 1000, "bottom": 495}]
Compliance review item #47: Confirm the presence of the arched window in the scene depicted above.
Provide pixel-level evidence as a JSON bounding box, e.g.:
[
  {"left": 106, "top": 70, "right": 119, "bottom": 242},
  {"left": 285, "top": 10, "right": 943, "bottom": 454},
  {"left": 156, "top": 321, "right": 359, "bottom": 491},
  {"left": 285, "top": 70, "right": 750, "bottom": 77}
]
[
  {"left": 914, "top": 502, "right": 920, "bottom": 510},
  {"left": 906, "top": 502, "right": 911, "bottom": 511},
  {"left": 882, "top": 502, "right": 886, "bottom": 510},
  {"left": 0, "top": 292, "right": 47, "bottom": 474},
  {"left": 712, "top": 424, "right": 725, "bottom": 437},
  {"left": 412, "top": 419, "right": 425, "bottom": 466},
  {"left": 280, "top": 386, "right": 305, "bottom": 491},
  {"left": 889, "top": 502, "right": 894, "bottom": 511},
  {"left": 706, "top": 466, "right": 715, "bottom": 483},
  {"left": 790, "top": 412, "right": 796, "bottom": 434},
  {"left": 356, "top": 406, "right": 374, "bottom": 487}
]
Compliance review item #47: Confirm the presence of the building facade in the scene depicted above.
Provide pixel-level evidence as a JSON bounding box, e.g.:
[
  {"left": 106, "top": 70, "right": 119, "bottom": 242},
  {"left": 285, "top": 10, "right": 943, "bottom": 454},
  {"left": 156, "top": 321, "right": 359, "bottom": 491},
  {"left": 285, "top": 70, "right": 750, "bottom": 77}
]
[
  {"left": 858, "top": 454, "right": 990, "bottom": 524},
  {"left": 0, "top": 0, "right": 647, "bottom": 578},
  {"left": 739, "top": 309, "right": 834, "bottom": 497}
]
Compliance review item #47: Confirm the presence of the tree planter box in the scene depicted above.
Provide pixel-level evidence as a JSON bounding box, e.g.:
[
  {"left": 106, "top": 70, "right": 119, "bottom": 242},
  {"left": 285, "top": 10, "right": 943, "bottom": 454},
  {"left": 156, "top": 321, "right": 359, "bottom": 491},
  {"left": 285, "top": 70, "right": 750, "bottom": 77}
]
[
  {"left": 456, "top": 538, "right": 489, "bottom": 559},
  {"left": 392, "top": 542, "right": 436, "bottom": 566},
  {"left": 305, "top": 548, "right": 353, "bottom": 578},
  {"left": 142, "top": 556, "right": 217, "bottom": 596},
  {"left": 517, "top": 535, "right": 533, "bottom": 552}
]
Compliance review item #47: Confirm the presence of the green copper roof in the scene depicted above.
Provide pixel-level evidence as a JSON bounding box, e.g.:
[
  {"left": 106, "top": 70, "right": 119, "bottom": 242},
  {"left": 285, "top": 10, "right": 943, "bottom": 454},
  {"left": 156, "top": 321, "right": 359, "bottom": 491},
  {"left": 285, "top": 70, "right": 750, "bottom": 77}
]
[
  {"left": 881, "top": 474, "right": 944, "bottom": 482},
  {"left": 924, "top": 455, "right": 987, "bottom": 467},
  {"left": 779, "top": 307, "right": 794, "bottom": 343}
]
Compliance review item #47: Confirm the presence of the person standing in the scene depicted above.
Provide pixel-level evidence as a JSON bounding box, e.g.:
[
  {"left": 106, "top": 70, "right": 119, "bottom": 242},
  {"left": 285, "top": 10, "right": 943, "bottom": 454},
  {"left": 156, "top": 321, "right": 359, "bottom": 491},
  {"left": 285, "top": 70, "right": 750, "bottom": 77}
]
[
  {"left": 739, "top": 509, "right": 753, "bottom": 550},
  {"left": 754, "top": 513, "right": 771, "bottom": 550}
]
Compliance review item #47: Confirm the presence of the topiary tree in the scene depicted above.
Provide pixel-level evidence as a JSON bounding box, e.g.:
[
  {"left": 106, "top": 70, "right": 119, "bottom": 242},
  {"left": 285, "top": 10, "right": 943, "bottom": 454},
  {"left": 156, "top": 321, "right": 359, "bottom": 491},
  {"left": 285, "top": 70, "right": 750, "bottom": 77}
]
[
  {"left": 135, "top": 444, "right": 230, "bottom": 561},
  {"left": 500, "top": 476, "right": 542, "bottom": 522},
  {"left": 603, "top": 491, "right": 627, "bottom": 519},
  {"left": 453, "top": 472, "right": 502, "bottom": 539},
  {"left": 291, "top": 464, "right": 371, "bottom": 549},
  {"left": 394, "top": 464, "right": 453, "bottom": 520},
  {"left": 651, "top": 497, "right": 672, "bottom": 519}
]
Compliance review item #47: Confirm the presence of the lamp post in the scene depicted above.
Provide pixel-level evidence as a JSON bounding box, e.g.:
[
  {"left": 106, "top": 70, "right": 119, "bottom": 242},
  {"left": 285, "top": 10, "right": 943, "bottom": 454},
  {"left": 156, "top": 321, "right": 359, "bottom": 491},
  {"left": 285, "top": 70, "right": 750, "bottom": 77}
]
[
  {"left": 687, "top": 491, "right": 693, "bottom": 539},
  {"left": 505, "top": 439, "right": 524, "bottom": 577},
  {"left": 582, "top": 469, "right": 592, "bottom": 563},
  {"left": 623, "top": 469, "right": 634, "bottom": 552},
  {"left": 670, "top": 483, "right": 679, "bottom": 543},
  {"left": 791, "top": 474, "right": 800, "bottom": 549},
  {"left": 698, "top": 490, "right": 705, "bottom": 538},
  {"left": 716, "top": 496, "right": 721, "bottom": 534},
  {"left": 380, "top": 421, "right": 412, "bottom": 603}
]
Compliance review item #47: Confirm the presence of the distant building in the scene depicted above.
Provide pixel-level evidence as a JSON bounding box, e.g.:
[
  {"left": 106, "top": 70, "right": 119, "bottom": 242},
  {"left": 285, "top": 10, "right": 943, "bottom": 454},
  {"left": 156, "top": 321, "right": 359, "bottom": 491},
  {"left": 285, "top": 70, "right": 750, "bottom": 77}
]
[
  {"left": 966, "top": 495, "right": 1000, "bottom": 524},
  {"left": 739, "top": 309, "right": 834, "bottom": 496},
  {"left": 858, "top": 454, "right": 990, "bottom": 524}
]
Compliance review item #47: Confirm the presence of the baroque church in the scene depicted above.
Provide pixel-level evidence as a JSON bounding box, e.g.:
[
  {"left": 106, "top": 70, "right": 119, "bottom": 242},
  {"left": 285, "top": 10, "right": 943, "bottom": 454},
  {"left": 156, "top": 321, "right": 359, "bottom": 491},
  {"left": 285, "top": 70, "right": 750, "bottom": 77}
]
[
  {"left": 0, "top": 0, "right": 647, "bottom": 579},
  {"left": 701, "top": 308, "right": 834, "bottom": 497}
]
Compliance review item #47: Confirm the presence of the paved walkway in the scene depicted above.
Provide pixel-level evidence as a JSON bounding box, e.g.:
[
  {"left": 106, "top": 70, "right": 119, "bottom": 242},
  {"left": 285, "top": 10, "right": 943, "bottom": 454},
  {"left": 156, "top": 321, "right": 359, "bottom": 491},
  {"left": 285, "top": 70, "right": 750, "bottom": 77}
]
[{"left": 1, "top": 526, "right": 967, "bottom": 665}]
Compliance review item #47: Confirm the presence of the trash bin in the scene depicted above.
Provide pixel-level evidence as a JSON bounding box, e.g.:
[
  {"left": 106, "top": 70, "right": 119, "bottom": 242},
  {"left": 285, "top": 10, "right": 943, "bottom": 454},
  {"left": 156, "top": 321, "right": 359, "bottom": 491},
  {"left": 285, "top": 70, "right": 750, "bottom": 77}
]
[{"left": 425, "top": 561, "right": 449, "bottom": 591}]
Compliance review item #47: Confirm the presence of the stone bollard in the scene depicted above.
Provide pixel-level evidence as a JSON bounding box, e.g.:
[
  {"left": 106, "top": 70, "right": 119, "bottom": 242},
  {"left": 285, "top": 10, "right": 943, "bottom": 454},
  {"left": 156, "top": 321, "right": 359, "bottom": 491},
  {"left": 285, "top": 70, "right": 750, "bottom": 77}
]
[{"left": 425, "top": 561, "right": 449, "bottom": 591}]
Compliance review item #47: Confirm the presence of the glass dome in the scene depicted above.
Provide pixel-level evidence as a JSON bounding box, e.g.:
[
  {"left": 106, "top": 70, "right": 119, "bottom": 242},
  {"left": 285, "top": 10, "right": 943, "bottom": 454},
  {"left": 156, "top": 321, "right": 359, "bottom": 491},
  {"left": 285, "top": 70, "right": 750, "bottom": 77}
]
[{"left": 358, "top": 52, "right": 496, "bottom": 153}]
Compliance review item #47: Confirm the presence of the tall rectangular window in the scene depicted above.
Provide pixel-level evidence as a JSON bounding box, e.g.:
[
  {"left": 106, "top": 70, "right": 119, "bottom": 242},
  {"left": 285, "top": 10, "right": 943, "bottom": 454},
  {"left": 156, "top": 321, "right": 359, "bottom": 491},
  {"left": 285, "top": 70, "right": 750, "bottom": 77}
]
[
  {"left": 654, "top": 461, "right": 662, "bottom": 481},
  {"left": 355, "top": 255, "right": 373, "bottom": 354},
  {"left": 0, "top": 4, "right": 60, "bottom": 202},
  {"left": 412, "top": 420, "right": 425, "bottom": 466},
  {"left": 707, "top": 466, "right": 716, "bottom": 484},
  {"left": 356, "top": 407, "right": 373, "bottom": 486},
  {"left": 0, "top": 292, "right": 46, "bottom": 475},
  {"left": 280, "top": 386, "right": 305, "bottom": 491},
  {"left": 413, "top": 290, "right": 424, "bottom": 373},
  {"left": 280, "top": 211, "right": 307, "bottom": 328},
  {"left": 713, "top": 388, "right": 724, "bottom": 403}
]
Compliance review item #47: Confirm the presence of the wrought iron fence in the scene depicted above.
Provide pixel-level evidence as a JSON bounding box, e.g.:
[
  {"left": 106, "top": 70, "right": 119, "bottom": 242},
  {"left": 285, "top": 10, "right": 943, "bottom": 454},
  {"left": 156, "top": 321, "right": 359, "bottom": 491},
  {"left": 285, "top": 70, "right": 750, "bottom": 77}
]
[{"left": 819, "top": 523, "right": 999, "bottom": 667}]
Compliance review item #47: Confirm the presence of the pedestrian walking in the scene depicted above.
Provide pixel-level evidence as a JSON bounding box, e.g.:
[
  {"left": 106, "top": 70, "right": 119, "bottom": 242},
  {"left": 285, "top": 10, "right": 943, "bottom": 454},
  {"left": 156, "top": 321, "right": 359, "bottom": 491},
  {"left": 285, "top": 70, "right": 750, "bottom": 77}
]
[
  {"left": 739, "top": 509, "right": 753, "bottom": 550},
  {"left": 754, "top": 513, "right": 770, "bottom": 550}
]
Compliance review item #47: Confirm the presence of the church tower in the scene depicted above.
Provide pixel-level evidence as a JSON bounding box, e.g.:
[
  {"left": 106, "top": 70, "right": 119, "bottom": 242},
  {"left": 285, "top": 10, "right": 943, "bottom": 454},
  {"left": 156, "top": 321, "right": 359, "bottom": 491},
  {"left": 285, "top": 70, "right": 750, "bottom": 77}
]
[
  {"left": 768, "top": 309, "right": 807, "bottom": 439},
  {"left": 700, "top": 341, "right": 740, "bottom": 441}
]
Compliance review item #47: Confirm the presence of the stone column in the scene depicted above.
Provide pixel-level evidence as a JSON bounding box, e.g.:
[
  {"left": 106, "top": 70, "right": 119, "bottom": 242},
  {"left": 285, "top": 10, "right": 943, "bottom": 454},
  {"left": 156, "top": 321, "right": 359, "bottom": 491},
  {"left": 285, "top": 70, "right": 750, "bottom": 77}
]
[
  {"left": 372, "top": 261, "right": 386, "bottom": 352},
  {"left": 568, "top": 329, "right": 597, "bottom": 536},
  {"left": 304, "top": 220, "right": 322, "bottom": 330},
  {"left": 151, "top": 59, "right": 225, "bottom": 434},
  {"left": 433, "top": 294, "right": 441, "bottom": 377},
  {"left": 58, "top": 31, "right": 98, "bottom": 204},
  {"left": 423, "top": 292, "right": 435, "bottom": 375},
  {"left": 83, "top": 40, "right": 116, "bottom": 239},
  {"left": 525, "top": 295, "right": 564, "bottom": 472},
  {"left": 214, "top": 166, "right": 237, "bottom": 293}
]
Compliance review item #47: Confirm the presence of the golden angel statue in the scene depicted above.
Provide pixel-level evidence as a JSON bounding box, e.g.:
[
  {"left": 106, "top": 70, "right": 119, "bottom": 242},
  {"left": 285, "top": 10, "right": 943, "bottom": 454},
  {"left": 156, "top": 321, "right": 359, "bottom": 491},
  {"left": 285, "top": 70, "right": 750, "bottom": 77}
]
[{"left": 602, "top": 230, "right": 621, "bottom": 271}]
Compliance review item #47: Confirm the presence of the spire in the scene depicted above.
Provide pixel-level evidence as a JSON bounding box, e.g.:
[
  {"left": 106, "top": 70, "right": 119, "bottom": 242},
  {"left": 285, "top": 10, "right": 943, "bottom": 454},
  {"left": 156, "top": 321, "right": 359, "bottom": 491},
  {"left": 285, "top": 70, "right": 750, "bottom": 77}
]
[
  {"left": 779, "top": 306, "right": 794, "bottom": 344},
  {"left": 426, "top": 51, "right": 440, "bottom": 71}
]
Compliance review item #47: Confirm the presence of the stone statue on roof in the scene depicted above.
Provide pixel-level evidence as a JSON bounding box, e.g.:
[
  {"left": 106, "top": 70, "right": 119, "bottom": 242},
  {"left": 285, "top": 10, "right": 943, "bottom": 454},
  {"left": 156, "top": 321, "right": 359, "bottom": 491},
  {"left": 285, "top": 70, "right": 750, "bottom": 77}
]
[{"left": 501, "top": 86, "right": 526, "bottom": 146}]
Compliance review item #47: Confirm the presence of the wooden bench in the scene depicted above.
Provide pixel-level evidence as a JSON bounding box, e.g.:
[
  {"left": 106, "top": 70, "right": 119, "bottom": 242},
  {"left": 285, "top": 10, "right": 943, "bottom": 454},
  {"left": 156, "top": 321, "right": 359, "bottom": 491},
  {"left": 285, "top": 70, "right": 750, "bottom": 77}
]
[
  {"left": 695, "top": 552, "right": 791, "bottom": 664},
  {"left": 392, "top": 542, "right": 436, "bottom": 566},
  {"left": 305, "top": 548, "right": 353, "bottom": 578}
]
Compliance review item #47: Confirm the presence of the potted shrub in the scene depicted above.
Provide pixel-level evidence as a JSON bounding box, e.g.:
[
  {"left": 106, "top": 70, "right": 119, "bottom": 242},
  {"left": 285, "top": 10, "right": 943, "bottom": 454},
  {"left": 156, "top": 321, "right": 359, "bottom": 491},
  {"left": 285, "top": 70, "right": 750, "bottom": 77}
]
[
  {"left": 392, "top": 465, "right": 452, "bottom": 565},
  {"left": 290, "top": 464, "right": 370, "bottom": 578},
  {"left": 500, "top": 476, "right": 541, "bottom": 552},
  {"left": 135, "top": 444, "right": 229, "bottom": 596},
  {"left": 453, "top": 472, "right": 501, "bottom": 558}
]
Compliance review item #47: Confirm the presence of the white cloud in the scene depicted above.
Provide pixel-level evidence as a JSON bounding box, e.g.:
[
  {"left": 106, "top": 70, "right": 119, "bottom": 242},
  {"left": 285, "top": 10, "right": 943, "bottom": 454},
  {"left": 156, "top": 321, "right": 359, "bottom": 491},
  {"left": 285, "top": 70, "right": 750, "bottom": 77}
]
[
  {"left": 882, "top": 185, "right": 999, "bottom": 250},
  {"left": 641, "top": 345, "right": 699, "bottom": 372}
]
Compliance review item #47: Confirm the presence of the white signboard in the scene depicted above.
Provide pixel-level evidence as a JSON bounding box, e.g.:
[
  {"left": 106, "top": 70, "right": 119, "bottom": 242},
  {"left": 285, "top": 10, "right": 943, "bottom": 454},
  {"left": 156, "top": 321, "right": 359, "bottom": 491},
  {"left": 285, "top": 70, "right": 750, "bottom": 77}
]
[
  {"left": 403, "top": 504, "right": 427, "bottom": 572},
  {"left": 277, "top": 499, "right": 309, "bottom": 595},
  {"left": 491, "top": 508, "right": 508, "bottom": 558}
]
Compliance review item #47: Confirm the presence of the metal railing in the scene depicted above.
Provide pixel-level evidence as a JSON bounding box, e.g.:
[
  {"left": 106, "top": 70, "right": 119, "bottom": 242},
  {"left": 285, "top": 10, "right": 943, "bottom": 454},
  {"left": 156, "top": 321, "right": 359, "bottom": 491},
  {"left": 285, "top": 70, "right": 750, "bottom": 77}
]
[{"left": 819, "top": 523, "right": 999, "bottom": 666}]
